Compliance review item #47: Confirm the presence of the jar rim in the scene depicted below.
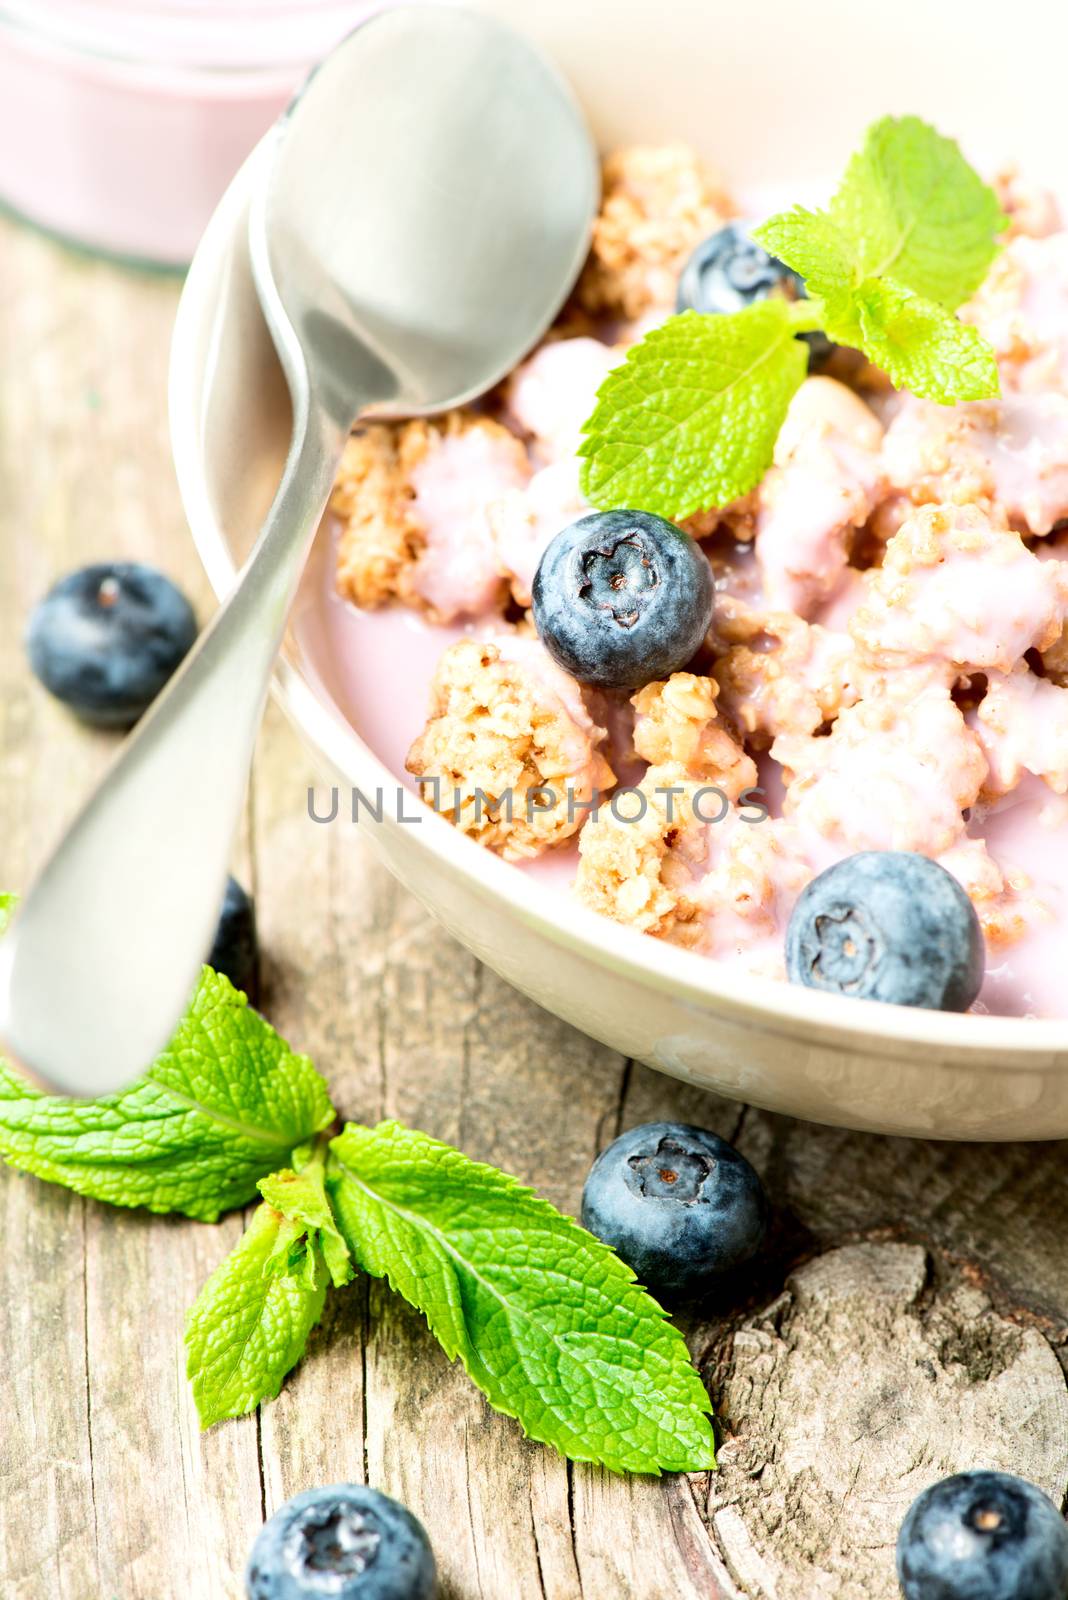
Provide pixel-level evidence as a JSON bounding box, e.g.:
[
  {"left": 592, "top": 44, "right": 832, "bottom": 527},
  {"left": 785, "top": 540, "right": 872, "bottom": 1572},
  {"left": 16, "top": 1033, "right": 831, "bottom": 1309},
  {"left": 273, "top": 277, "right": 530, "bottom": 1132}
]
[{"left": 0, "top": 0, "right": 372, "bottom": 72}]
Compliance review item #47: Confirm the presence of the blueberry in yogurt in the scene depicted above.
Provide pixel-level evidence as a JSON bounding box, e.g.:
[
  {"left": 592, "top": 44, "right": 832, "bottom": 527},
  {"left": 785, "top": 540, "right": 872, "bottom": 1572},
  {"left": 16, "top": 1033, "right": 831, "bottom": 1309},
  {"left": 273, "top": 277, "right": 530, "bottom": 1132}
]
[
  {"left": 532, "top": 509, "right": 714, "bottom": 689},
  {"left": 246, "top": 1484, "right": 437, "bottom": 1600},
  {"left": 581, "top": 1121, "right": 767, "bottom": 1298},
  {"left": 26, "top": 561, "right": 197, "bottom": 727},
  {"left": 676, "top": 222, "right": 835, "bottom": 368},
  {"left": 897, "top": 1472, "right": 1068, "bottom": 1600},
  {"left": 785, "top": 851, "right": 984, "bottom": 1012}
]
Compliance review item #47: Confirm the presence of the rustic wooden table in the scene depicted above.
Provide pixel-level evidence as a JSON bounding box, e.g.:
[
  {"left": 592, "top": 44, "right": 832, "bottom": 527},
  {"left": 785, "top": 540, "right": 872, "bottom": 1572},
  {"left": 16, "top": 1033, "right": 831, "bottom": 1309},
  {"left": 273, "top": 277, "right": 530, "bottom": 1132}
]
[{"left": 1, "top": 221, "right": 1067, "bottom": 1600}]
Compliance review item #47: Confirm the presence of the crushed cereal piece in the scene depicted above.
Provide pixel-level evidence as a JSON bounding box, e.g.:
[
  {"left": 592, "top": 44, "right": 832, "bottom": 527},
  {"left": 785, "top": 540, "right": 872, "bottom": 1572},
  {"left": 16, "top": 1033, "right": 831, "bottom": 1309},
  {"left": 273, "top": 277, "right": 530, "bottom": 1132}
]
[
  {"left": 713, "top": 611, "right": 859, "bottom": 742},
  {"left": 631, "top": 673, "right": 758, "bottom": 793},
  {"left": 503, "top": 336, "right": 624, "bottom": 464},
  {"left": 963, "top": 232, "right": 1068, "bottom": 394},
  {"left": 692, "top": 814, "right": 817, "bottom": 975},
  {"left": 850, "top": 502, "right": 1068, "bottom": 675},
  {"left": 576, "top": 771, "right": 813, "bottom": 972},
  {"left": 939, "top": 834, "right": 1052, "bottom": 955},
  {"left": 406, "top": 635, "right": 614, "bottom": 860},
  {"left": 333, "top": 412, "right": 529, "bottom": 621},
  {"left": 574, "top": 669, "right": 762, "bottom": 946},
  {"left": 973, "top": 667, "right": 1068, "bottom": 796},
  {"left": 774, "top": 677, "right": 986, "bottom": 858},
  {"left": 992, "top": 165, "right": 1063, "bottom": 240},
  {"left": 880, "top": 392, "right": 1068, "bottom": 536},
  {"left": 1041, "top": 622, "right": 1068, "bottom": 683},
  {"left": 488, "top": 457, "right": 588, "bottom": 608},
  {"left": 575, "top": 767, "right": 708, "bottom": 944},
  {"left": 753, "top": 378, "right": 885, "bottom": 618},
  {"left": 575, "top": 145, "right": 733, "bottom": 321}
]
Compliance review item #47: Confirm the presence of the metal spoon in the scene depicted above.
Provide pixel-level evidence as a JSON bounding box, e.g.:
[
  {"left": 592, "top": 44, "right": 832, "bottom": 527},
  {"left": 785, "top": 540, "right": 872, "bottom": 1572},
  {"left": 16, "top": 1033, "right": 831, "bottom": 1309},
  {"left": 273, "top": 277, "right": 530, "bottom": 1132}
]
[{"left": 0, "top": 3, "right": 596, "bottom": 1095}]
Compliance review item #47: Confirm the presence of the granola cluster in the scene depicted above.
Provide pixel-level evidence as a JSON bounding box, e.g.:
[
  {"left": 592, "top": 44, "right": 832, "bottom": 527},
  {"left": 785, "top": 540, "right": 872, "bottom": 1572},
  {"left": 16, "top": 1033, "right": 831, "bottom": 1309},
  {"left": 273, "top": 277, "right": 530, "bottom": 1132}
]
[
  {"left": 712, "top": 607, "right": 859, "bottom": 743},
  {"left": 850, "top": 502, "right": 1068, "bottom": 675},
  {"left": 880, "top": 393, "right": 1068, "bottom": 537},
  {"left": 406, "top": 637, "right": 614, "bottom": 861},
  {"left": 574, "top": 144, "right": 733, "bottom": 321},
  {"left": 324, "top": 141, "right": 1068, "bottom": 1001},
  {"left": 574, "top": 678, "right": 759, "bottom": 950},
  {"left": 332, "top": 412, "right": 528, "bottom": 621}
]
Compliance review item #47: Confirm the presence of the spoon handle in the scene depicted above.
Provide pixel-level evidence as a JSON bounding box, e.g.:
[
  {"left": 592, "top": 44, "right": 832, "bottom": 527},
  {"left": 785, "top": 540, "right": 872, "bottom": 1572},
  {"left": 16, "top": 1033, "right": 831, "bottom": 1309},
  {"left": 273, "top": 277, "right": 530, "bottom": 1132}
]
[{"left": 0, "top": 401, "right": 348, "bottom": 1096}]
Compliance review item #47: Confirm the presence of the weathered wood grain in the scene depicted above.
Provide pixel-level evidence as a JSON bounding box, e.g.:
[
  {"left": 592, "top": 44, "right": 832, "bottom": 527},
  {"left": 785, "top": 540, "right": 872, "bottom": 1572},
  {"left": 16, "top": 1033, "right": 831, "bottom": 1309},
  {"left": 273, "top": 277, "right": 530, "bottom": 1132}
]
[
  {"left": 707, "top": 1243, "right": 1068, "bottom": 1598},
  {"left": 1, "top": 214, "right": 1067, "bottom": 1600}
]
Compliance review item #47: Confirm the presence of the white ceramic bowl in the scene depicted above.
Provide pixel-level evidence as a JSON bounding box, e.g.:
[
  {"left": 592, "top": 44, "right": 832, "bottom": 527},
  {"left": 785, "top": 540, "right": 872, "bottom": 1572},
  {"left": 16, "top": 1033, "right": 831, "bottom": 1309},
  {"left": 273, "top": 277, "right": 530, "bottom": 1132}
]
[{"left": 169, "top": 0, "right": 1068, "bottom": 1140}]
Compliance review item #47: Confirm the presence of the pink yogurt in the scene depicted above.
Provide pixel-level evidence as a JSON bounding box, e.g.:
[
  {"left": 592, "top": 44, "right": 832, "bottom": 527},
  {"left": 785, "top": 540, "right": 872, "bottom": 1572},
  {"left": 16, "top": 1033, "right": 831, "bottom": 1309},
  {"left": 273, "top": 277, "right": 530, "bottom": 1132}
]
[
  {"left": 0, "top": 1, "right": 370, "bottom": 265},
  {"left": 967, "top": 777, "right": 1068, "bottom": 1018}
]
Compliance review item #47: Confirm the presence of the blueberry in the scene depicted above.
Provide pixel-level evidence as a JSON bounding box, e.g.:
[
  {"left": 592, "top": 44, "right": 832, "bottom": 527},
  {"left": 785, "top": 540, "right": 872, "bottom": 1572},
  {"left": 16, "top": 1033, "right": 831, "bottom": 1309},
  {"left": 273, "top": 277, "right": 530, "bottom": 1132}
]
[
  {"left": 246, "top": 1484, "right": 437, "bottom": 1600},
  {"left": 532, "top": 510, "right": 714, "bottom": 689},
  {"left": 676, "top": 222, "right": 835, "bottom": 369},
  {"left": 208, "top": 876, "right": 259, "bottom": 1003},
  {"left": 581, "top": 1121, "right": 767, "bottom": 1299},
  {"left": 897, "top": 1472, "right": 1068, "bottom": 1600},
  {"left": 785, "top": 851, "right": 983, "bottom": 1012},
  {"left": 26, "top": 562, "right": 197, "bottom": 727}
]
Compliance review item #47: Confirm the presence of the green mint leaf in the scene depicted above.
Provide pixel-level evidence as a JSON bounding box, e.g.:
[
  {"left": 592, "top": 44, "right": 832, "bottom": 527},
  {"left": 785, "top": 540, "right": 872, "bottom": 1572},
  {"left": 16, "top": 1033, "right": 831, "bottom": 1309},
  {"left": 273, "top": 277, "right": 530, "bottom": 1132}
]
[
  {"left": 0, "top": 894, "right": 17, "bottom": 939},
  {"left": 579, "top": 304, "right": 808, "bottom": 518},
  {"left": 0, "top": 968, "right": 335, "bottom": 1221},
  {"left": 328, "top": 1120, "right": 716, "bottom": 1475},
  {"left": 829, "top": 115, "right": 1005, "bottom": 309},
  {"left": 259, "top": 1158, "right": 353, "bottom": 1289},
  {"left": 265, "top": 1211, "right": 319, "bottom": 1286},
  {"left": 848, "top": 278, "right": 1000, "bottom": 403},
  {"left": 185, "top": 1201, "right": 327, "bottom": 1428},
  {"left": 752, "top": 208, "right": 860, "bottom": 338}
]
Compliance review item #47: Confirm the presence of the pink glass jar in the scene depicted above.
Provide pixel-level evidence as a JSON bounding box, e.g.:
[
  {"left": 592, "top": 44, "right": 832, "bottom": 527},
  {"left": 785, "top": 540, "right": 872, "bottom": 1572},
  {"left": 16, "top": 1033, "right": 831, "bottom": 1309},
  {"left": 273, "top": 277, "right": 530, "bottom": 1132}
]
[{"left": 0, "top": 1, "right": 370, "bottom": 267}]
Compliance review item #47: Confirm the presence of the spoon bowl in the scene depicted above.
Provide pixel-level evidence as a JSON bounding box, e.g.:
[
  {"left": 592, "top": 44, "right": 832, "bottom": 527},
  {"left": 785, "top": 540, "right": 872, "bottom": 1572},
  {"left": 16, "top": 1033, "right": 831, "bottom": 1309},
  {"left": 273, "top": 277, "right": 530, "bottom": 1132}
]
[{"left": 255, "top": 4, "right": 597, "bottom": 423}]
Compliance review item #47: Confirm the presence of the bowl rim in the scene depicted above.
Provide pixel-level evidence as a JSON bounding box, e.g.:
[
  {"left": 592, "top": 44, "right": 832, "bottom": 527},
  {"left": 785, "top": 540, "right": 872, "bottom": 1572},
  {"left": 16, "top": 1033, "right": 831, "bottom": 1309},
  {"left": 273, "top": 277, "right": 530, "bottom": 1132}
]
[{"left": 169, "top": 139, "right": 1068, "bottom": 1067}]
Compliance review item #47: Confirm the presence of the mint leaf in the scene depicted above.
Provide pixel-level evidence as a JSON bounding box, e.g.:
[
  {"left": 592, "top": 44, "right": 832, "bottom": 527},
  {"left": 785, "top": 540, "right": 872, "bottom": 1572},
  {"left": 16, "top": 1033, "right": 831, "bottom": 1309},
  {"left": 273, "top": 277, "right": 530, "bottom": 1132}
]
[
  {"left": 0, "top": 894, "right": 16, "bottom": 939},
  {"left": 850, "top": 278, "right": 1000, "bottom": 403},
  {"left": 0, "top": 969, "right": 335, "bottom": 1221},
  {"left": 259, "top": 1156, "right": 353, "bottom": 1289},
  {"left": 753, "top": 207, "right": 859, "bottom": 335},
  {"left": 328, "top": 1120, "right": 716, "bottom": 1475},
  {"left": 579, "top": 304, "right": 808, "bottom": 517},
  {"left": 185, "top": 1201, "right": 327, "bottom": 1427},
  {"left": 757, "top": 215, "right": 1000, "bottom": 404},
  {"left": 830, "top": 115, "right": 1005, "bottom": 308}
]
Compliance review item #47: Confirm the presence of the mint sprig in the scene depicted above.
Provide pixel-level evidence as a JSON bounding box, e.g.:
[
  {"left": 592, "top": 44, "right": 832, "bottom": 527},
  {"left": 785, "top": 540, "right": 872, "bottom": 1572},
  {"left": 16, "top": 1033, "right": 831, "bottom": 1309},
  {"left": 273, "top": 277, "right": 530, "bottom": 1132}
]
[
  {"left": 185, "top": 1200, "right": 329, "bottom": 1428},
  {"left": 581, "top": 115, "right": 1005, "bottom": 516},
  {"left": 0, "top": 968, "right": 334, "bottom": 1221},
  {"left": 0, "top": 926, "right": 714, "bottom": 1475},
  {"left": 328, "top": 1120, "right": 715, "bottom": 1475}
]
